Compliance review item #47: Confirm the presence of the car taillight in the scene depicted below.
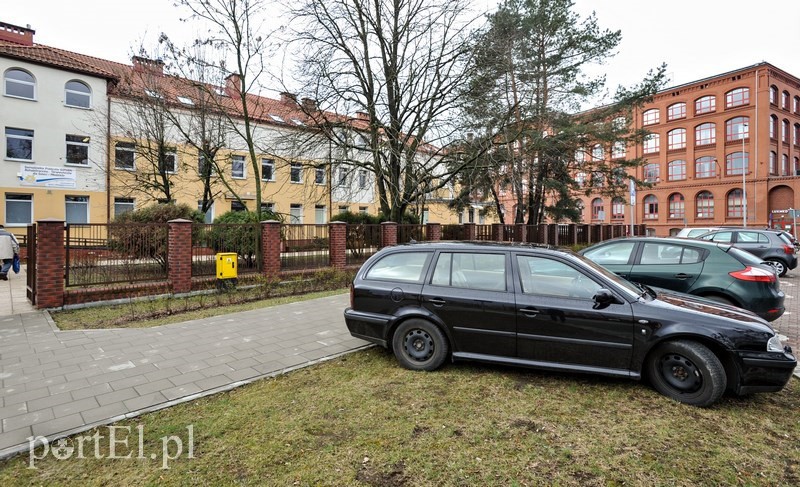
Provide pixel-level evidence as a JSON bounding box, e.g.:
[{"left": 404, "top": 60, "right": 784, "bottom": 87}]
[
  {"left": 783, "top": 245, "right": 794, "bottom": 255},
  {"left": 349, "top": 283, "right": 355, "bottom": 308},
  {"left": 729, "top": 266, "right": 777, "bottom": 283}
]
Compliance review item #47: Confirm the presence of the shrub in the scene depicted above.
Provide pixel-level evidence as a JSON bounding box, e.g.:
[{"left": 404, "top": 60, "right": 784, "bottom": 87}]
[
  {"left": 204, "top": 210, "right": 280, "bottom": 267},
  {"left": 114, "top": 203, "right": 205, "bottom": 224}
]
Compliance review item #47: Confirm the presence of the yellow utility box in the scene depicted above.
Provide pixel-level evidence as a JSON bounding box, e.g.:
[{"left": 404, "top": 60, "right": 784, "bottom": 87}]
[{"left": 216, "top": 253, "right": 238, "bottom": 290}]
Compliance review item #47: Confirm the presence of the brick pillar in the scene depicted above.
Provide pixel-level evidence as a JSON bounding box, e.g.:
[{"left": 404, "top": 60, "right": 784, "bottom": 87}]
[
  {"left": 329, "top": 222, "right": 347, "bottom": 269},
  {"left": 463, "top": 223, "right": 477, "bottom": 240},
  {"left": 381, "top": 221, "right": 397, "bottom": 248},
  {"left": 548, "top": 223, "right": 559, "bottom": 246},
  {"left": 514, "top": 224, "right": 527, "bottom": 243},
  {"left": 168, "top": 219, "right": 193, "bottom": 294},
  {"left": 427, "top": 223, "right": 442, "bottom": 241},
  {"left": 35, "top": 219, "right": 65, "bottom": 309},
  {"left": 492, "top": 223, "right": 504, "bottom": 241},
  {"left": 261, "top": 220, "right": 281, "bottom": 277}
]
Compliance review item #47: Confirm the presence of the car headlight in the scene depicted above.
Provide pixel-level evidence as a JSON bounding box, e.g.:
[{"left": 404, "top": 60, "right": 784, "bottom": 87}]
[{"left": 767, "top": 335, "right": 786, "bottom": 353}]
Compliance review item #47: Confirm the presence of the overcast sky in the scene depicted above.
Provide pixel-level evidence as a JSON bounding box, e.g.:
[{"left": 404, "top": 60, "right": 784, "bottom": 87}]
[{"left": 4, "top": 0, "right": 799, "bottom": 99}]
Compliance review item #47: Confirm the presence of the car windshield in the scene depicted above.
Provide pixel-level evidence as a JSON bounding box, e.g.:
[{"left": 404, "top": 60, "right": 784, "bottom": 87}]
[{"left": 571, "top": 253, "right": 642, "bottom": 298}]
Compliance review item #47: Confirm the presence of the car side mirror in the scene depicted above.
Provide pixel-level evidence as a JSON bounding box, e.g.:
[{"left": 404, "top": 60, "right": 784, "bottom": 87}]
[{"left": 593, "top": 289, "right": 620, "bottom": 309}]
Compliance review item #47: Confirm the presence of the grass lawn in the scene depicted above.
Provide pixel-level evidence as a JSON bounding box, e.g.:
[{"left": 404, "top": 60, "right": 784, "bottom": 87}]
[{"left": 1, "top": 348, "right": 798, "bottom": 486}]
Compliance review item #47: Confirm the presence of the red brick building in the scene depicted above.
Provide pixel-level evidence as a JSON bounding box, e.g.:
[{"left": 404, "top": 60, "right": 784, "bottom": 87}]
[{"left": 578, "top": 62, "right": 800, "bottom": 236}]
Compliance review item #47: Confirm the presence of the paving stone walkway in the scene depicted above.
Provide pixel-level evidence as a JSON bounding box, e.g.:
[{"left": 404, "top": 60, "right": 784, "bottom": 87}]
[{"left": 0, "top": 292, "right": 367, "bottom": 459}]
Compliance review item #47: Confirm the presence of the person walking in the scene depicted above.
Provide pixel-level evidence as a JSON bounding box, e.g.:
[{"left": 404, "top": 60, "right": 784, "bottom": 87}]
[{"left": 0, "top": 224, "right": 20, "bottom": 281}]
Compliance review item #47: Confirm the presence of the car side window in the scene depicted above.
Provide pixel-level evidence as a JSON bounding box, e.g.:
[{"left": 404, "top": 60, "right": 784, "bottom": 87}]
[
  {"left": 737, "top": 231, "right": 760, "bottom": 243},
  {"left": 582, "top": 241, "right": 636, "bottom": 265},
  {"left": 640, "top": 243, "right": 701, "bottom": 265},
  {"left": 430, "top": 252, "right": 506, "bottom": 291},
  {"left": 705, "top": 231, "right": 733, "bottom": 243},
  {"left": 516, "top": 255, "right": 601, "bottom": 300},
  {"left": 366, "top": 252, "right": 431, "bottom": 282}
]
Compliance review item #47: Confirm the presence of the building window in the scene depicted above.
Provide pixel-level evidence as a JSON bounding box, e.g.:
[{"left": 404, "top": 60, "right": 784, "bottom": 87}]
[
  {"left": 315, "top": 205, "right": 326, "bottom": 224},
  {"left": 591, "top": 171, "right": 604, "bottom": 187},
  {"left": 359, "top": 206, "right": 368, "bottom": 215},
  {"left": 315, "top": 167, "right": 325, "bottom": 185},
  {"left": 358, "top": 169, "right": 368, "bottom": 189},
  {"left": 613, "top": 117, "right": 627, "bottom": 130},
  {"left": 115, "top": 142, "right": 135, "bottom": 170},
  {"left": 695, "top": 95, "right": 715, "bottom": 115},
  {"left": 231, "top": 201, "right": 247, "bottom": 212},
  {"left": 695, "top": 156, "right": 716, "bottom": 178},
  {"left": 64, "top": 135, "right": 90, "bottom": 165},
  {"left": 196, "top": 201, "right": 213, "bottom": 223},
  {"left": 782, "top": 91, "right": 790, "bottom": 110},
  {"left": 795, "top": 96, "right": 800, "bottom": 114},
  {"left": 5, "top": 194, "right": 33, "bottom": 225},
  {"left": 770, "top": 115, "right": 778, "bottom": 139},
  {"left": 642, "top": 109, "right": 659, "bottom": 126},
  {"left": 575, "top": 171, "right": 586, "bottom": 187},
  {"left": 338, "top": 167, "right": 347, "bottom": 186},
  {"left": 725, "top": 117, "right": 749, "bottom": 141},
  {"left": 65, "top": 196, "right": 89, "bottom": 224},
  {"left": 643, "top": 195, "right": 658, "bottom": 220},
  {"left": 591, "top": 144, "right": 603, "bottom": 161},
  {"left": 695, "top": 123, "right": 716, "bottom": 146},
  {"left": 198, "top": 155, "right": 211, "bottom": 178},
  {"left": 725, "top": 88, "right": 749, "bottom": 108},
  {"left": 769, "top": 85, "right": 778, "bottom": 105},
  {"left": 643, "top": 133, "right": 659, "bottom": 154},
  {"left": 782, "top": 119, "right": 790, "bottom": 143},
  {"left": 668, "top": 193, "right": 685, "bottom": 219},
  {"left": 5, "top": 127, "right": 34, "bottom": 160},
  {"left": 644, "top": 163, "right": 659, "bottom": 183},
  {"left": 667, "top": 102, "right": 686, "bottom": 121},
  {"left": 668, "top": 160, "right": 686, "bottom": 181},
  {"left": 161, "top": 150, "right": 177, "bottom": 174},
  {"left": 289, "top": 204, "right": 303, "bottom": 224},
  {"left": 612, "top": 141, "right": 626, "bottom": 159},
  {"left": 115, "top": 197, "right": 135, "bottom": 218},
  {"left": 290, "top": 163, "right": 302, "bottom": 183},
  {"left": 667, "top": 128, "right": 686, "bottom": 150},
  {"left": 782, "top": 154, "right": 790, "bottom": 176},
  {"left": 726, "top": 151, "right": 748, "bottom": 176},
  {"left": 795, "top": 157, "right": 800, "bottom": 176},
  {"left": 3, "top": 68, "right": 35, "bottom": 100},
  {"left": 591, "top": 198, "right": 604, "bottom": 221},
  {"left": 727, "top": 189, "right": 743, "bottom": 218},
  {"left": 338, "top": 205, "right": 349, "bottom": 214},
  {"left": 611, "top": 197, "right": 625, "bottom": 220},
  {"left": 261, "top": 158, "right": 274, "bottom": 181},
  {"left": 769, "top": 151, "right": 778, "bottom": 175},
  {"left": 696, "top": 191, "right": 714, "bottom": 218},
  {"left": 795, "top": 124, "right": 800, "bottom": 146},
  {"left": 64, "top": 80, "right": 91, "bottom": 108},
  {"left": 232, "top": 155, "right": 245, "bottom": 179}
]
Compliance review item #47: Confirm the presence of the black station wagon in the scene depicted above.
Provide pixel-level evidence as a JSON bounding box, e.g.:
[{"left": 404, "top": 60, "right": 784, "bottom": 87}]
[{"left": 344, "top": 242, "right": 796, "bottom": 407}]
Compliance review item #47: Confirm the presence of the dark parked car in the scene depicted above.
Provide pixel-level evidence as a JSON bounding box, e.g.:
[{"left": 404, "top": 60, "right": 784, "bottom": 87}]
[
  {"left": 696, "top": 229, "right": 797, "bottom": 277},
  {"left": 580, "top": 237, "right": 785, "bottom": 321},
  {"left": 344, "top": 242, "right": 796, "bottom": 407}
]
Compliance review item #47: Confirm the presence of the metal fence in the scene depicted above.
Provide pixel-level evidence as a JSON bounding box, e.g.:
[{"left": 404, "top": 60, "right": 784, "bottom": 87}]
[
  {"left": 345, "top": 224, "right": 381, "bottom": 266},
  {"left": 397, "top": 224, "right": 427, "bottom": 243},
  {"left": 281, "top": 224, "right": 330, "bottom": 270},
  {"left": 475, "top": 224, "right": 493, "bottom": 241},
  {"left": 65, "top": 223, "right": 170, "bottom": 287},
  {"left": 192, "top": 223, "right": 261, "bottom": 277}
]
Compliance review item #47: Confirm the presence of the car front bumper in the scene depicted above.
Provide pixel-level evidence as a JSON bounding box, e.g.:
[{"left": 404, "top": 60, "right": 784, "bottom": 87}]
[{"left": 734, "top": 348, "right": 797, "bottom": 395}]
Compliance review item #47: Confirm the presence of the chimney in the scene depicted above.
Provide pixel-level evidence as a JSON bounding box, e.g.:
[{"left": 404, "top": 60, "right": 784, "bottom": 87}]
[
  {"left": 301, "top": 97, "right": 317, "bottom": 112},
  {"left": 131, "top": 56, "right": 164, "bottom": 76},
  {"left": 355, "top": 111, "right": 369, "bottom": 121},
  {"left": 0, "top": 21, "right": 35, "bottom": 46},
  {"left": 280, "top": 92, "right": 298, "bottom": 105},
  {"left": 225, "top": 73, "right": 242, "bottom": 95}
]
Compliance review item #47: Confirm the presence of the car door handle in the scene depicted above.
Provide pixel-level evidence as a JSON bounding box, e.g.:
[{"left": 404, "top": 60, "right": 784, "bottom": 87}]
[
  {"left": 519, "top": 307, "right": 539, "bottom": 317},
  {"left": 427, "top": 297, "right": 446, "bottom": 307},
  {"left": 674, "top": 273, "right": 693, "bottom": 279}
]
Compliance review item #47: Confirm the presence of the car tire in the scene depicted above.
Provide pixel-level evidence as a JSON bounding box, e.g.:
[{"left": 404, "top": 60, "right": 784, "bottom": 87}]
[
  {"left": 646, "top": 340, "right": 726, "bottom": 407},
  {"left": 766, "top": 259, "right": 787, "bottom": 277},
  {"left": 392, "top": 319, "right": 449, "bottom": 371}
]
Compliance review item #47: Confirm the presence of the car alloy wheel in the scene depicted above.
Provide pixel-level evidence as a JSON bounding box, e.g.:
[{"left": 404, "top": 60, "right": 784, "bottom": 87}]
[{"left": 767, "top": 259, "right": 787, "bottom": 277}]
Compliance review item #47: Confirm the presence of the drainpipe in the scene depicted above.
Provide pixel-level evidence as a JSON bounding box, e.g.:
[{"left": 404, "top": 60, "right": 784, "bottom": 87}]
[
  {"left": 106, "top": 94, "right": 112, "bottom": 223},
  {"left": 754, "top": 68, "right": 759, "bottom": 225}
]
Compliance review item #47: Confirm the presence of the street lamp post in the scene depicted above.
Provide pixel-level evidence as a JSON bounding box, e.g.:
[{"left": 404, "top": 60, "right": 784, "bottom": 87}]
[{"left": 741, "top": 122, "right": 748, "bottom": 227}]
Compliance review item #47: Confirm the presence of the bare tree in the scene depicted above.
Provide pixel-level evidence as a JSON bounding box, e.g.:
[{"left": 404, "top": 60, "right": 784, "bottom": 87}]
[{"left": 287, "top": 0, "right": 482, "bottom": 222}]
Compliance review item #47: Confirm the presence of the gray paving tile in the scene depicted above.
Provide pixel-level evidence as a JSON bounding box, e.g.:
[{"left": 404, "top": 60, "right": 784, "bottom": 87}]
[
  {"left": 27, "top": 393, "right": 74, "bottom": 413},
  {"left": 133, "top": 379, "right": 175, "bottom": 396},
  {"left": 0, "top": 426, "right": 33, "bottom": 450},
  {"left": 71, "top": 383, "right": 113, "bottom": 401},
  {"left": 193, "top": 375, "right": 231, "bottom": 391},
  {"left": 3, "top": 409, "right": 55, "bottom": 432},
  {"left": 161, "top": 383, "right": 203, "bottom": 401},
  {"left": 95, "top": 388, "right": 139, "bottom": 407},
  {"left": 31, "top": 414, "right": 85, "bottom": 438},
  {"left": 80, "top": 402, "right": 130, "bottom": 424},
  {"left": 123, "top": 392, "right": 167, "bottom": 412}
]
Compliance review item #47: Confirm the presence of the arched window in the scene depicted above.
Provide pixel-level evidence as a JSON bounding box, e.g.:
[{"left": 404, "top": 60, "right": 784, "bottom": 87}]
[
  {"left": 725, "top": 152, "right": 748, "bottom": 176},
  {"left": 667, "top": 128, "right": 686, "bottom": 150},
  {"left": 769, "top": 85, "right": 778, "bottom": 105},
  {"left": 795, "top": 96, "right": 800, "bottom": 114},
  {"left": 695, "top": 95, "right": 715, "bottom": 115},
  {"left": 575, "top": 149, "right": 587, "bottom": 164},
  {"left": 576, "top": 171, "right": 586, "bottom": 187},
  {"left": 4, "top": 68, "right": 35, "bottom": 99},
  {"left": 611, "top": 197, "right": 625, "bottom": 220},
  {"left": 727, "top": 189, "right": 743, "bottom": 218},
  {"left": 576, "top": 200, "right": 585, "bottom": 222},
  {"left": 794, "top": 123, "right": 800, "bottom": 146},
  {"left": 592, "top": 144, "right": 604, "bottom": 161},
  {"left": 643, "top": 133, "right": 659, "bottom": 154},
  {"left": 668, "top": 193, "right": 685, "bottom": 219},
  {"left": 643, "top": 195, "right": 658, "bottom": 220},
  {"left": 782, "top": 91, "right": 790, "bottom": 110},
  {"left": 782, "top": 119, "right": 790, "bottom": 143},
  {"left": 695, "top": 123, "right": 716, "bottom": 146},
  {"left": 591, "top": 198, "right": 604, "bottom": 220},
  {"left": 644, "top": 163, "right": 659, "bottom": 182},
  {"left": 725, "top": 117, "right": 749, "bottom": 141},
  {"left": 667, "top": 102, "right": 686, "bottom": 120},
  {"left": 782, "top": 154, "right": 790, "bottom": 176},
  {"left": 696, "top": 191, "right": 714, "bottom": 218},
  {"left": 65, "top": 80, "right": 91, "bottom": 108},
  {"left": 769, "top": 151, "right": 777, "bottom": 175},
  {"left": 725, "top": 87, "right": 749, "bottom": 108},
  {"left": 795, "top": 157, "right": 799, "bottom": 176},
  {"left": 668, "top": 160, "right": 686, "bottom": 181},
  {"left": 695, "top": 156, "right": 716, "bottom": 178},
  {"left": 770, "top": 115, "right": 778, "bottom": 139},
  {"left": 612, "top": 141, "right": 626, "bottom": 159},
  {"left": 643, "top": 109, "right": 659, "bottom": 125}
]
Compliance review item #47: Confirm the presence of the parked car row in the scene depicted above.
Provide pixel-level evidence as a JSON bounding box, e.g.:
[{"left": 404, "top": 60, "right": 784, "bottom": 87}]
[
  {"left": 344, "top": 242, "right": 796, "bottom": 407},
  {"left": 694, "top": 228, "right": 798, "bottom": 277}
]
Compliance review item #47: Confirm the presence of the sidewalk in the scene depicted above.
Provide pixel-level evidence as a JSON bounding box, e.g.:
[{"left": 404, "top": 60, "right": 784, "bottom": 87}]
[
  {"left": 0, "top": 291, "right": 367, "bottom": 459},
  {"left": 0, "top": 265, "right": 34, "bottom": 316}
]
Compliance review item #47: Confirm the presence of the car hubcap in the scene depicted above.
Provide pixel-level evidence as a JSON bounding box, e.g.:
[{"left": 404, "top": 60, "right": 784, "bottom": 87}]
[
  {"left": 773, "top": 262, "right": 785, "bottom": 275},
  {"left": 659, "top": 353, "right": 702, "bottom": 393},
  {"left": 403, "top": 329, "right": 433, "bottom": 362}
]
